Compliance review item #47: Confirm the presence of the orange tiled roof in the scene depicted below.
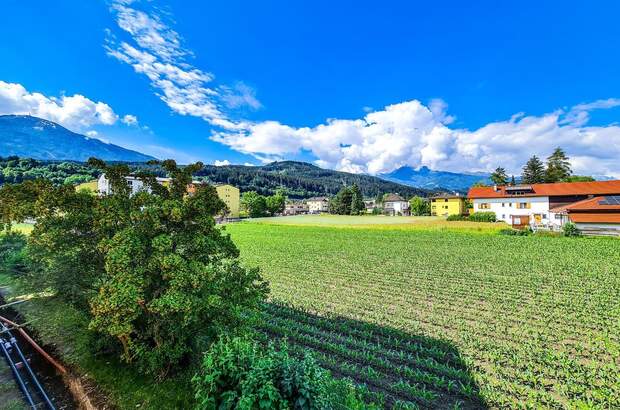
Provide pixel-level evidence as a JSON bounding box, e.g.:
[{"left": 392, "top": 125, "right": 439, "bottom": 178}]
[
  {"left": 569, "top": 213, "right": 620, "bottom": 223},
  {"left": 468, "top": 180, "right": 620, "bottom": 199}
]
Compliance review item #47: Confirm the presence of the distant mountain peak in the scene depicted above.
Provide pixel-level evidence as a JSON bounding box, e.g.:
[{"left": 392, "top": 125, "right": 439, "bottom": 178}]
[
  {"left": 379, "top": 165, "right": 491, "bottom": 192},
  {"left": 0, "top": 115, "right": 155, "bottom": 162}
]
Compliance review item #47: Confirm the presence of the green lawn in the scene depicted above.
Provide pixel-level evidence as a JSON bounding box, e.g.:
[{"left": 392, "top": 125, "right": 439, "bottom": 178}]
[{"left": 226, "top": 222, "right": 620, "bottom": 408}]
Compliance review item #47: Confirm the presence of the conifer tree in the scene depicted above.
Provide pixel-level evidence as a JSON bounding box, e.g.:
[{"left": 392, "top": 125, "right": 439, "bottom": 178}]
[{"left": 521, "top": 155, "right": 546, "bottom": 184}]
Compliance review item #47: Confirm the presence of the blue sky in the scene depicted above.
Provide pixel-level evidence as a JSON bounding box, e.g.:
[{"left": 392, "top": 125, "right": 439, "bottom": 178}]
[{"left": 2, "top": 1, "right": 620, "bottom": 176}]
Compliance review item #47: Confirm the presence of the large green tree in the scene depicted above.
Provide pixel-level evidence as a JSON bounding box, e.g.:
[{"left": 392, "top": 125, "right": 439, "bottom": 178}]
[
  {"left": 521, "top": 155, "right": 546, "bottom": 184},
  {"left": 545, "top": 147, "right": 572, "bottom": 182},
  {"left": 0, "top": 158, "right": 269, "bottom": 377},
  {"left": 349, "top": 184, "right": 365, "bottom": 215},
  {"left": 266, "top": 189, "right": 286, "bottom": 216},
  {"left": 241, "top": 191, "right": 268, "bottom": 218},
  {"left": 329, "top": 186, "right": 353, "bottom": 215},
  {"left": 490, "top": 167, "right": 508, "bottom": 185},
  {"left": 409, "top": 196, "right": 430, "bottom": 216}
]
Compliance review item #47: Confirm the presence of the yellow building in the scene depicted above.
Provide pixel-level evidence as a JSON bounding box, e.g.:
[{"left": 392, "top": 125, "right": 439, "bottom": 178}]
[
  {"left": 430, "top": 194, "right": 466, "bottom": 216},
  {"left": 215, "top": 184, "right": 240, "bottom": 218}
]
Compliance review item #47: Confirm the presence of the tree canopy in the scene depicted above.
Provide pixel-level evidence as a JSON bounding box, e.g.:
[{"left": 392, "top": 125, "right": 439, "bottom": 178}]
[
  {"left": 521, "top": 155, "right": 546, "bottom": 184},
  {"left": 0, "top": 158, "right": 269, "bottom": 377}
]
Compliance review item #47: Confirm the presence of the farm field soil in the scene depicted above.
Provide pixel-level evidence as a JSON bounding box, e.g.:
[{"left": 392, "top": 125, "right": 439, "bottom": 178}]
[{"left": 227, "top": 222, "right": 620, "bottom": 409}]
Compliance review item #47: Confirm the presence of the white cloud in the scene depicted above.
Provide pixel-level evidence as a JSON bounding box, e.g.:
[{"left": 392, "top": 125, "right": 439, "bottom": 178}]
[
  {"left": 122, "top": 114, "right": 139, "bottom": 125},
  {"left": 0, "top": 80, "right": 119, "bottom": 130},
  {"left": 85, "top": 130, "right": 98, "bottom": 137},
  {"left": 106, "top": 0, "right": 259, "bottom": 129},
  {"left": 220, "top": 82, "right": 262, "bottom": 110},
  {"left": 213, "top": 159, "right": 231, "bottom": 166},
  {"left": 212, "top": 99, "right": 620, "bottom": 178}
]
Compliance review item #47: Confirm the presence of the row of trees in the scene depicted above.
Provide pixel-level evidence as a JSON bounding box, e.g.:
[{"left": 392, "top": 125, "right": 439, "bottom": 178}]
[
  {"left": 241, "top": 189, "right": 286, "bottom": 217},
  {"left": 490, "top": 147, "right": 593, "bottom": 185}
]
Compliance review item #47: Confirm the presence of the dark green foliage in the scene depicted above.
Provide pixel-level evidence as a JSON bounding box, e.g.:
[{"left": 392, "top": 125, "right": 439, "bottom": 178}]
[
  {"left": 1, "top": 157, "right": 428, "bottom": 200},
  {"left": 521, "top": 155, "right": 546, "bottom": 184},
  {"left": 0, "top": 158, "right": 270, "bottom": 378},
  {"left": 192, "top": 337, "right": 373, "bottom": 410},
  {"left": 409, "top": 196, "right": 430, "bottom": 216},
  {"left": 446, "top": 214, "right": 468, "bottom": 221},
  {"left": 563, "top": 222, "right": 581, "bottom": 237},
  {"left": 490, "top": 167, "right": 508, "bottom": 185},
  {"left": 266, "top": 189, "right": 287, "bottom": 216},
  {"left": 0, "top": 156, "right": 100, "bottom": 186},
  {"left": 328, "top": 186, "right": 353, "bottom": 215},
  {"left": 468, "top": 212, "right": 497, "bottom": 222},
  {"left": 563, "top": 175, "right": 595, "bottom": 183},
  {"left": 0, "top": 232, "right": 28, "bottom": 276},
  {"left": 545, "top": 147, "right": 572, "bottom": 183},
  {"left": 349, "top": 184, "right": 365, "bottom": 215},
  {"left": 242, "top": 190, "right": 286, "bottom": 217},
  {"left": 194, "top": 161, "right": 428, "bottom": 199}
]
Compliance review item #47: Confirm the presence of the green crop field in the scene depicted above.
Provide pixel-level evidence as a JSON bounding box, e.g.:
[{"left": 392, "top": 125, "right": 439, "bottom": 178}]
[{"left": 227, "top": 220, "right": 620, "bottom": 409}]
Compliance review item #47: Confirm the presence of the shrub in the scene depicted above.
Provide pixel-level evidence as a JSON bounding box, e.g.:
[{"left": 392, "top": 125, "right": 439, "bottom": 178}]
[
  {"left": 193, "top": 337, "right": 374, "bottom": 410},
  {"left": 468, "top": 212, "right": 497, "bottom": 222},
  {"left": 563, "top": 222, "right": 581, "bottom": 237},
  {"left": 499, "top": 228, "right": 530, "bottom": 236},
  {"left": 446, "top": 214, "right": 468, "bottom": 221}
]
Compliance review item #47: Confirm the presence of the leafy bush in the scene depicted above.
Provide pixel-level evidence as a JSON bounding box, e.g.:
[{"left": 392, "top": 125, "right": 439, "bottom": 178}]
[
  {"left": 468, "top": 212, "right": 497, "bottom": 222},
  {"left": 499, "top": 228, "right": 531, "bottom": 236},
  {"left": 0, "top": 232, "right": 28, "bottom": 276},
  {"left": 563, "top": 222, "right": 581, "bottom": 237},
  {"left": 446, "top": 214, "right": 468, "bottom": 221},
  {"left": 193, "top": 337, "right": 374, "bottom": 410}
]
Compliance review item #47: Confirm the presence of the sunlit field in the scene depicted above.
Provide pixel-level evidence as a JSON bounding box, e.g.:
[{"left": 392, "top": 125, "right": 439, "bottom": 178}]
[
  {"left": 227, "top": 221, "right": 620, "bottom": 409},
  {"left": 249, "top": 214, "right": 507, "bottom": 233}
]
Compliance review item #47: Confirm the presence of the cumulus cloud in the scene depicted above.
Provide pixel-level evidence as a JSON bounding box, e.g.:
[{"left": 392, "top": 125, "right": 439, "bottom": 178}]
[
  {"left": 0, "top": 80, "right": 119, "bottom": 130},
  {"left": 212, "top": 98, "right": 620, "bottom": 178},
  {"left": 106, "top": 0, "right": 259, "bottom": 130},
  {"left": 122, "top": 114, "right": 139, "bottom": 125},
  {"left": 213, "top": 159, "right": 231, "bottom": 166}
]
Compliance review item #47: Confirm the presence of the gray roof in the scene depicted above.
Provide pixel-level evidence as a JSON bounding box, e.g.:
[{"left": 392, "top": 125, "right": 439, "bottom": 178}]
[{"left": 384, "top": 193, "right": 405, "bottom": 202}]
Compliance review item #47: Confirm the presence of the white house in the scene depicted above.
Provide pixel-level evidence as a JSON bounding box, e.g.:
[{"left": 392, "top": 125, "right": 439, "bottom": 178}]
[
  {"left": 307, "top": 197, "right": 329, "bottom": 214},
  {"left": 383, "top": 194, "right": 410, "bottom": 216},
  {"left": 468, "top": 180, "right": 620, "bottom": 229},
  {"left": 97, "top": 174, "right": 171, "bottom": 196}
]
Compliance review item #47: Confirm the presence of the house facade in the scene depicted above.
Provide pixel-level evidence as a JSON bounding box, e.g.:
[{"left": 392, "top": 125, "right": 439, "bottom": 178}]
[
  {"left": 98, "top": 174, "right": 240, "bottom": 218},
  {"left": 383, "top": 194, "right": 409, "bottom": 216},
  {"left": 284, "top": 201, "right": 309, "bottom": 216},
  {"left": 307, "top": 197, "right": 329, "bottom": 213},
  {"left": 97, "top": 174, "right": 170, "bottom": 196},
  {"left": 468, "top": 180, "right": 620, "bottom": 229},
  {"left": 430, "top": 194, "right": 466, "bottom": 216}
]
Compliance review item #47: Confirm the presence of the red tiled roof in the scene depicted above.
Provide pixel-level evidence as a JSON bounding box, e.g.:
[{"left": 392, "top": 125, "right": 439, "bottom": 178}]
[
  {"left": 468, "top": 180, "right": 620, "bottom": 199},
  {"left": 569, "top": 213, "right": 620, "bottom": 224}
]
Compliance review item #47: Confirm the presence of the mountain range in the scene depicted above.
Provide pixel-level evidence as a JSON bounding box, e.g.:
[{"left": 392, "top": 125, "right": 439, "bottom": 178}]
[
  {"left": 0, "top": 115, "right": 155, "bottom": 162},
  {"left": 380, "top": 166, "right": 491, "bottom": 192},
  {"left": 1, "top": 115, "right": 493, "bottom": 193}
]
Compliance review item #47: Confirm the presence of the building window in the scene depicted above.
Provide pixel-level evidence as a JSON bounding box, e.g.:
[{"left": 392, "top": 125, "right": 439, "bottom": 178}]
[
  {"left": 479, "top": 203, "right": 490, "bottom": 209},
  {"left": 517, "top": 202, "right": 529, "bottom": 209},
  {"left": 502, "top": 203, "right": 505, "bottom": 207},
  {"left": 502, "top": 214, "right": 505, "bottom": 219}
]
